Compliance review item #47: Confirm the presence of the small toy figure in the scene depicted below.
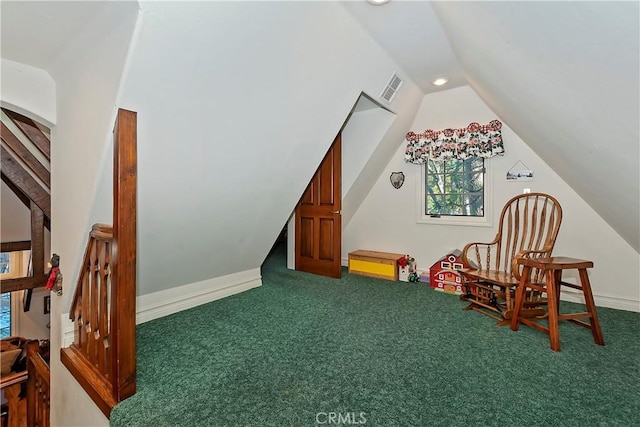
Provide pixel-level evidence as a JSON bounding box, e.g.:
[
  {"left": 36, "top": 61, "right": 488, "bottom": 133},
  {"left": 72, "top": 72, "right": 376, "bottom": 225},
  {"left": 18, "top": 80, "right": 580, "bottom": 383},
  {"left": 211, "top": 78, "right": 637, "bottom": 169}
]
[
  {"left": 46, "top": 254, "right": 63, "bottom": 295},
  {"left": 398, "top": 254, "right": 417, "bottom": 282}
]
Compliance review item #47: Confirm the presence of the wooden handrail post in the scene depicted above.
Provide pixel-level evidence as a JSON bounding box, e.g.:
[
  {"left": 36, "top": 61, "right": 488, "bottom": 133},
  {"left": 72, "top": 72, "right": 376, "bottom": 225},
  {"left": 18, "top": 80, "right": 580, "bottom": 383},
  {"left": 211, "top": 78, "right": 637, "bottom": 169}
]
[
  {"left": 111, "top": 108, "right": 137, "bottom": 401},
  {"left": 61, "top": 108, "right": 138, "bottom": 417}
]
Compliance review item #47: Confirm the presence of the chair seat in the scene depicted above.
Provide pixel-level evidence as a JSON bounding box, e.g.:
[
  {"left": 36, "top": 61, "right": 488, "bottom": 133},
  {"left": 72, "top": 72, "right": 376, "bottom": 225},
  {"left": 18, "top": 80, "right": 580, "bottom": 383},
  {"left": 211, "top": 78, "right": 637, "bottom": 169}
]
[
  {"left": 461, "top": 268, "right": 547, "bottom": 325},
  {"left": 460, "top": 268, "right": 520, "bottom": 286}
]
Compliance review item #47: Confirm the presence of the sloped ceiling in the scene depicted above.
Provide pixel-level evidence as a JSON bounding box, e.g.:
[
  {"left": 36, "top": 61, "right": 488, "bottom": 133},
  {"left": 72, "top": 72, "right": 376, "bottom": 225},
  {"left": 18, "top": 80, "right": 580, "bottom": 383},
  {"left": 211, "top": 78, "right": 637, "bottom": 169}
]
[
  {"left": 113, "top": 1, "right": 424, "bottom": 293},
  {"left": 2, "top": 1, "right": 638, "bottom": 259},
  {"left": 0, "top": 1, "right": 108, "bottom": 70},
  {"left": 341, "top": 0, "right": 465, "bottom": 93},
  {"left": 431, "top": 1, "right": 639, "bottom": 252}
]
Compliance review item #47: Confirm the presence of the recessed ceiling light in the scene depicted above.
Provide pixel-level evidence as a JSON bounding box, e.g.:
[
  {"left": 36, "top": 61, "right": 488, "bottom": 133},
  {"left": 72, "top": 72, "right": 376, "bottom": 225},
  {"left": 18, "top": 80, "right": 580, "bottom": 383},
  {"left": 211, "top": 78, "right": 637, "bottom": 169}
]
[
  {"left": 431, "top": 77, "right": 449, "bottom": 86},
  {"left": 367, "top": 0, "right": 391, "bottom": 5}
]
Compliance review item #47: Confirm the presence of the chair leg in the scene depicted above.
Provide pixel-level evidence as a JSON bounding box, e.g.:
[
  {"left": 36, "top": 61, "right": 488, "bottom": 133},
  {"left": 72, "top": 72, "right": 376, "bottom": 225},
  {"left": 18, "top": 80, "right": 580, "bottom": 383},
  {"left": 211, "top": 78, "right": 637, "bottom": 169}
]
[
  {"left": 578, "top": 268, "right": 605, "bottom": 346},
  {"left": 510, "top": 266, "right": 531, "bottom": 331},
  {"left": 554, "top": 270, "right": 562, "bottom": 305},
  {"left": 546, "top": 269, "right": 561, "bottom": 351}
]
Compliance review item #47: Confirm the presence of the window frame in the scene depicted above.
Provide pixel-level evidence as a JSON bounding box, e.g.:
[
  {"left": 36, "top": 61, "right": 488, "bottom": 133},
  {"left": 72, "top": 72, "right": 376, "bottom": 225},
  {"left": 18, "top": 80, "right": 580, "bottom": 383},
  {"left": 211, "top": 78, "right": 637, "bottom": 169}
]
[
  {"left": 416, "top": 158, "right": 493, "bottom": 227},
  {"left": 0, "top": 292, "right": 12, "bottom": 338},
  {"left": 0, "top": 251, "right": 24, "bottom": 279},
  {"left": 0, "top": 252, "right": 28, "bottom": 338}
]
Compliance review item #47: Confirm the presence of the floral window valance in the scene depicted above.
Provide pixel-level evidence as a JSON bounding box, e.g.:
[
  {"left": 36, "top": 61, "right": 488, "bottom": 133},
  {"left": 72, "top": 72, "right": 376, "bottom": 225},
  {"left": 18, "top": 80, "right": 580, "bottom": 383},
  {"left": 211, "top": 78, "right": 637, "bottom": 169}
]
[{"left": 404, "top": 119, "right": 505, "bottom": 164}]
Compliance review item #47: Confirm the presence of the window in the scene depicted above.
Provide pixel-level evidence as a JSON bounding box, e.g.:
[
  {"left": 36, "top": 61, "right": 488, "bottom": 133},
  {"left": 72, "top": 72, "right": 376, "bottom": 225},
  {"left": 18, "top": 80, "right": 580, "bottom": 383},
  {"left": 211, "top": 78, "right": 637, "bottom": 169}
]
[
  {"left": 0, "top": 252, "right": 23, "bottom": 279},
  {"left": 0, "top": 292, "right": 10, "bottom": 338},
  {"left": 0, "top": 252, "right": 25, "bottom": 338},
  {"left": 427, "top": 157, "right": 484, "bottom": 216},
  {"left": 417, "top": 158, "right": 493, "bottom": 227},
  {"left": 1, "top": 252, "right": 11, "bottom": 275}
]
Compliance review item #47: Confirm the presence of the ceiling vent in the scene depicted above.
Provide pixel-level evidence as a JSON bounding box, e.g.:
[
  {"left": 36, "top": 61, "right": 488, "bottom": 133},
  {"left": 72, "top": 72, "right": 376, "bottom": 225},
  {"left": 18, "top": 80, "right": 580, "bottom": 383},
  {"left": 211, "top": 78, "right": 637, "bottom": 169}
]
[{"left": 380, "top": 72, "right": 403, "bottom": 103}]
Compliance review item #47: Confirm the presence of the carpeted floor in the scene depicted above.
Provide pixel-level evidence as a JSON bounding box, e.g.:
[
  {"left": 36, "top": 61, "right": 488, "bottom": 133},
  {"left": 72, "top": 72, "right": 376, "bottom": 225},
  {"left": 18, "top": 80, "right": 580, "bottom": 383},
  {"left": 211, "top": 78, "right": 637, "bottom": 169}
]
[{"left": 110, "top": 245, "right": 640, "bottom": 426}]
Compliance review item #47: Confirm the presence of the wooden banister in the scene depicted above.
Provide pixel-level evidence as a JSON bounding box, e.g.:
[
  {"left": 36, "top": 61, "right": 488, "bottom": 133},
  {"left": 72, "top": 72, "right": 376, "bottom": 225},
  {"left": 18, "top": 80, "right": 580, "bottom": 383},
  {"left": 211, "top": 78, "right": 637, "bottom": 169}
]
[
  {"left": 1, "top": 337, "right": 49, "bottom": 427},
  {"left": 68, "top": 223, "right": 113, "bottom": 321},
  {"left": 111, "top": 108, "right": 137, "bottom": 403},
  {"left": 1, "top": 365, "right": 28, "bottom": 427},
  {"left": 26, "top": 340, "right": 50, "bottom": 427},
  {"left": 61, "top": 108, "right": 137, "bottom": 417}
]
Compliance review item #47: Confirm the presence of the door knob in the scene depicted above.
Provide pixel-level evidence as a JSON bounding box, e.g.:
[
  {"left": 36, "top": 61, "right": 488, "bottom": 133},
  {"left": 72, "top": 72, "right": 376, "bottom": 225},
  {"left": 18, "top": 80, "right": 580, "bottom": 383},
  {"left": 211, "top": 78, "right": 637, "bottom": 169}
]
[{"left": 332, "top": 210, "right": 341, "bottom": 214}]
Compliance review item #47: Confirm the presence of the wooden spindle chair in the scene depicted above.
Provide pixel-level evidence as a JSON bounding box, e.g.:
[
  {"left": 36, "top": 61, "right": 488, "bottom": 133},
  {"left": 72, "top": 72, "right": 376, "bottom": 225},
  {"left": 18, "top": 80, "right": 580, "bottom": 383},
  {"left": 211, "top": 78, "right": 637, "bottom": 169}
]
[{"left": 460, "top": 193, "right": 562, "bottom": 325}]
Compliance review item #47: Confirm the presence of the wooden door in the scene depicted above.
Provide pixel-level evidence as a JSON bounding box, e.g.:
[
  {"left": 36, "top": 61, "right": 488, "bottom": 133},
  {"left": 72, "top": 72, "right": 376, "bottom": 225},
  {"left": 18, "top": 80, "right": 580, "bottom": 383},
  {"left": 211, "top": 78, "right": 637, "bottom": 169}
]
[{"left": 295, "top": 133, "right": 342, "bottom": 278}]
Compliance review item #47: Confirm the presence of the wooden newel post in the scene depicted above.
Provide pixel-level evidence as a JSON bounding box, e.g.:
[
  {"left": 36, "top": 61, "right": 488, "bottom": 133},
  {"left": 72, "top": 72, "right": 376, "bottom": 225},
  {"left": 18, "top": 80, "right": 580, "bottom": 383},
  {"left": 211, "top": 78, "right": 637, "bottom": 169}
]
[{"left": 111, "top": 108, "right": 137, "bottom": 400}]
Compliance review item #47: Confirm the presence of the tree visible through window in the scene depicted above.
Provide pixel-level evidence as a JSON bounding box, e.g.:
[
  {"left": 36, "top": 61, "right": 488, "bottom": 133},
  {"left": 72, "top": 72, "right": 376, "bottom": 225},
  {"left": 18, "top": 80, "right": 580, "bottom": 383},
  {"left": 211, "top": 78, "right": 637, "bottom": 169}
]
[
  {"left": 426, "top": 157, "right": 485, "bottom": 217},
  {"left": 1, "top": 253, "right": 19, "bottom": 338},
  {"left": 0, "top": 253, "right": 11, "bottom": 274},
  {"left": 0, "top": 292, "right": 10, "bottom": 338}
]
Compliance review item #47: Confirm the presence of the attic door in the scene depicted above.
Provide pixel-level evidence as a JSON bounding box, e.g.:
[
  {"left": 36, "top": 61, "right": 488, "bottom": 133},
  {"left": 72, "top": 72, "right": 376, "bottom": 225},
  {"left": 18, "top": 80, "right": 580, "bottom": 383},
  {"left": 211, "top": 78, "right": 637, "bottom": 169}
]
[{"left": 294, "top": 133, "right": 342, "bottom": 278}]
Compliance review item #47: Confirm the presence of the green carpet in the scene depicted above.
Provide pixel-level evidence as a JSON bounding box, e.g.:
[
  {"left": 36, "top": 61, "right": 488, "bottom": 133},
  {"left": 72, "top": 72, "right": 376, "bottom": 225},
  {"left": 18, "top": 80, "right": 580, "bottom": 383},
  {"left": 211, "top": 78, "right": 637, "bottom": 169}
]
[{"left": 110, "top": 246, "right": 640, "bottom": 426}]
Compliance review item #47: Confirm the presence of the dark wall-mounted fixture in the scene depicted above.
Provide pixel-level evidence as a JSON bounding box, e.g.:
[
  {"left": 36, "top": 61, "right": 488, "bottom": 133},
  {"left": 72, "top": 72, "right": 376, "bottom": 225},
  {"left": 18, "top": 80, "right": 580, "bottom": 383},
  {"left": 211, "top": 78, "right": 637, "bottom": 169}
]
[{"left": 390, "top": 172, "right": 405, "bottom": 189}]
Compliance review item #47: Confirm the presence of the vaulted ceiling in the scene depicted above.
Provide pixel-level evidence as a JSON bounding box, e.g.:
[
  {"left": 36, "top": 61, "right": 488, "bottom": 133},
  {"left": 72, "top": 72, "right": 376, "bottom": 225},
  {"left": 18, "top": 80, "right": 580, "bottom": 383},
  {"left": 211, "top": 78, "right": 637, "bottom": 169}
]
[
  {"left": 2, "top": 0, "right": 638, "bottom": 252},
  {"left": 1, "top": 1, "right": 108, "bottom": 70},
  {"left": 348, "top": 1, "right": 639, "bottom": 252}
]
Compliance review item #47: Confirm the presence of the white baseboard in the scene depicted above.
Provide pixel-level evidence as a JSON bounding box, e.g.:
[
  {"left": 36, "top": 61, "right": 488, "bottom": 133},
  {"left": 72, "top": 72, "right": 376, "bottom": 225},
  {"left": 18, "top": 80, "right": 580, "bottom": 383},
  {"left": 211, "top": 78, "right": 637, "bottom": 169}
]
[
  {"left": 61, "top": 314, "right": 75, "bottom": 348},
  {"left": 59, "top": 267, "right": 636, "bottom": 340},
  {"left": 60, "top": 268, "right": 262, "bottom": 348},
  {"left": 561, "top": 290, "right": 640, "bottom": 312},
  {"left": 136, "top": 268, "right": 262, "bottom": 324},
  {"left": 60, "top": 268, "right": 262, "bottom": 345}
]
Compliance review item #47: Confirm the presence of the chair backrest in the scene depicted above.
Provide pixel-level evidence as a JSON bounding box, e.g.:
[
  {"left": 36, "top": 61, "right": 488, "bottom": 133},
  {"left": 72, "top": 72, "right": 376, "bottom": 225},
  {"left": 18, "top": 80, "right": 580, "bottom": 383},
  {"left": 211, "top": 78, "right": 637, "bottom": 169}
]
[{"left": 494, "top": 193, "right": 562, "bottom": 276}]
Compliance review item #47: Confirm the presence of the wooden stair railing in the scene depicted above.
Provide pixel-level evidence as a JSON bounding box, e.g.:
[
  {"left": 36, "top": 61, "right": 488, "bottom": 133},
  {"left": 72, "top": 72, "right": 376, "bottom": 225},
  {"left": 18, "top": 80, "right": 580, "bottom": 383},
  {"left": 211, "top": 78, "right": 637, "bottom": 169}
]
[
  {"left": 1, "top": 337, "right": 29, "bottom": 427},
  {"left": 0, "top": 370, "right": 27, "bottom": 427},
  {"left": 26, "top": 340, "right": 50, "bottom": 427},
  {"left": 1, "top": 337, "right": 49, "bottom": 427},
  {"left": 61, "top": 224, "right": 116, "bottom": 415},
  {"left": 60, "top": 108, "right": 137, "bottom": 418}
]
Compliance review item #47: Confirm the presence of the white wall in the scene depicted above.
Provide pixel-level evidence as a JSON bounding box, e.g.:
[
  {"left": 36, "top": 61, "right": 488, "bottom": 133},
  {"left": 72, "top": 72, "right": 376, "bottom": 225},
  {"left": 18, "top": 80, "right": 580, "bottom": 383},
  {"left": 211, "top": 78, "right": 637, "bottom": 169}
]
[
  {"left": 14, "top": 288, "right": 50, "bottom": 340},
  {"left": 0, "top": 247, "right": 50, "bottom": 340},
  {"left": 45, "top": 2, "right": 140, "bottom": 426},
  {"left": 43, "top": 1, "right": 424, "bottom": 424},
  {"left": 1, "top": 181, "right": 52, "bottom": 339},
  {"left": 2, "top": 183, "right": 51, "bottom": 341},
  {"left": 432, "top": 1, "right": 640, "bottom": 252},
  {"left": 118, "top": 1, "right": 423, "bottom": 296},
  {"left": 0, "top": 59, "right": 56, "bottom": 127},
  {"left": 0, "top": 199, "right": 51, "bottom": 342},
  {"left": 3, "top": 1, "right": 423, "bottom": 424},
  {"left": 1, "top": 181, "right": 31, "bottom": 242},
  {"left": 344, "top": 86, "right": 640, "bottom": 311},
  {"left": 342, "top": 105, "right": 394, "bottom": 197}
]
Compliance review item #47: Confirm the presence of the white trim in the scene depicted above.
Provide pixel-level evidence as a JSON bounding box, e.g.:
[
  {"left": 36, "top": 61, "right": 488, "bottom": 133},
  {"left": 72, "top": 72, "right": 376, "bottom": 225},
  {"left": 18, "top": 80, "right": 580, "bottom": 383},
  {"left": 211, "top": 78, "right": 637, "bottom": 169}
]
[
  {"left": 287, "top": 214, "right": 295, "bottom": 270},
  {"left": 10, "top": 291, "right": 22, "bottom": 336},
  {"left": 1, "top": 251, "right": 24, "bottom": 280},
  {"left": 61, "top": 314, "right": 75, "bottom": 348},
  {"left": 416, "top": 158, "right": 493, "bottom": 227},
  {"left": 60, "top": 269, "right": 261, "bottom": 345},
  {"left": 136, "top": 268, "right": 262, "bottom": 324},
  {"left": 561, "top": 290, "right": 640, "bottom": 313}
]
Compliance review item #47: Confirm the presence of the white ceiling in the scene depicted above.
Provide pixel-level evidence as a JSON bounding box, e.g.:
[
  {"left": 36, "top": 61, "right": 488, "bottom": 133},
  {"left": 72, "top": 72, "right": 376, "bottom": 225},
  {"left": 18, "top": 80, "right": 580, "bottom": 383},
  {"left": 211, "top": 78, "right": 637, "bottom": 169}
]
[
  {"left": 0, "top": 1, "right": 464, "bottom": 94},
  {"left": 342, "top": 1, "right": 465, "bottom": 92},
  {"left": 1, "top": 0, "right": 638, "bottom": 251},
  {"left": 1, "top": 1, "right": 109, "bottom": 70}
]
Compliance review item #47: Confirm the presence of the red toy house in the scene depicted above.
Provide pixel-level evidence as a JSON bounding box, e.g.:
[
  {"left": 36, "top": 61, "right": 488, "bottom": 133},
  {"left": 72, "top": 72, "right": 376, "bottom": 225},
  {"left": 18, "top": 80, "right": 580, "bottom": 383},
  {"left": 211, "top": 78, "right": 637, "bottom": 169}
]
[{"left": 429, "top": 250, "right": 477, "bottom": 295}]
